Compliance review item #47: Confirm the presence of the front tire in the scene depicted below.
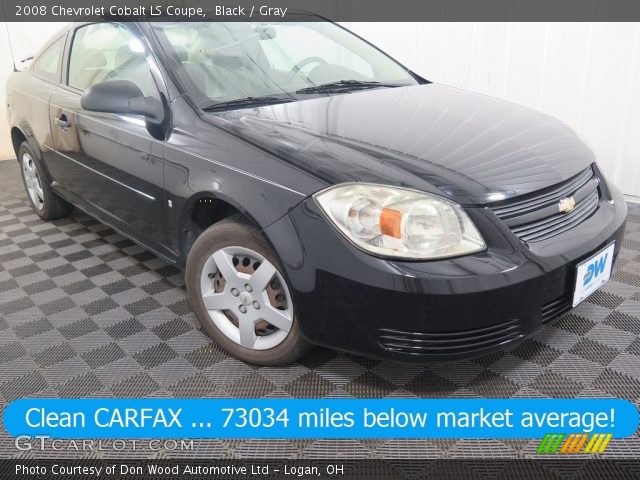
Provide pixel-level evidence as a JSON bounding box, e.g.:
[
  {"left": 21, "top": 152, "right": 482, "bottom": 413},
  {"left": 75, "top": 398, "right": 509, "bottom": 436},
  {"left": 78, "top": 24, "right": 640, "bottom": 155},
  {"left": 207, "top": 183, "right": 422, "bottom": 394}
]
[
  {"left": 186, "top": 215, "right": 310, "bottom": 365},
  {"left": 18, "top": 142, "right": 72, "bottom": 220}
]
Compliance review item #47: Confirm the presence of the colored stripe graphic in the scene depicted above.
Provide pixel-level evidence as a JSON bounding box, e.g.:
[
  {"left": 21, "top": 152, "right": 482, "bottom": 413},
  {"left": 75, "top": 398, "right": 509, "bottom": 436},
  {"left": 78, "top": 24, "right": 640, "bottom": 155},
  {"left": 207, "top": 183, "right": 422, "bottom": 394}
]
[
  {"left": 537, "top": 433, "right": 565, "bottom": 453},
  {"left": 539, "top": 433, "right": 613, "bottom": 454},
  {"left": 559, "top": 434, "right": 576, "bottom": 453},
  {"left": 571, "top": 433, "right": 589, "bottom": 453},
  {"left": 584, "top": 433, "right": 612, "bottom": 454}
]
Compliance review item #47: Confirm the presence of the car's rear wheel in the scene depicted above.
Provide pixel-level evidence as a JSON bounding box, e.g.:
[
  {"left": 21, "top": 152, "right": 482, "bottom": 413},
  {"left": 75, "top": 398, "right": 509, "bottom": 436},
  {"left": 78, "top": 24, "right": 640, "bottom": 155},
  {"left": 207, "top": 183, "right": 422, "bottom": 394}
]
[
  {"left": 18, "top": 142, "right": 72, "bottom": 220},
  {"left": 186, "top": 215, "right": 310, "bottom": 365}
]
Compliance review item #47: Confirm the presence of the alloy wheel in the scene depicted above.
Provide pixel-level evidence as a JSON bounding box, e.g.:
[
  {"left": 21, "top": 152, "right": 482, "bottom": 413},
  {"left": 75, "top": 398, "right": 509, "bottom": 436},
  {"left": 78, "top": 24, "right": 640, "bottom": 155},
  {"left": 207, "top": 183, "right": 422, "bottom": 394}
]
[
  {"left": 199, "top": 246, "right": 293, "bottom": 350},
  {"left": 22, "top": 153, "right": 45, "bottom": 211}
]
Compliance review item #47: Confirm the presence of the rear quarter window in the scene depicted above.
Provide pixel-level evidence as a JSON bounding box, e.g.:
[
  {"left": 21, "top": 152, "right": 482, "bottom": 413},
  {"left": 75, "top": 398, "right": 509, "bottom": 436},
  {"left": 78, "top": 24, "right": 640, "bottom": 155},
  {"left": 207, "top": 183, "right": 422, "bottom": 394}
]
[{"left": 31, "top": 36, "right": 65, "bottom": 83}]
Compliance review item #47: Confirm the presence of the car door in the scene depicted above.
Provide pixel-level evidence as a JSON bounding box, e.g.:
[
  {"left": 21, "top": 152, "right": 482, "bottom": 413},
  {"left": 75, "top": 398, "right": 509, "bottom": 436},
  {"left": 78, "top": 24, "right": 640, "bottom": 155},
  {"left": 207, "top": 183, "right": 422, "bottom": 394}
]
[{"left": 48, "top": 22, "right": 171, "bottom": 257}]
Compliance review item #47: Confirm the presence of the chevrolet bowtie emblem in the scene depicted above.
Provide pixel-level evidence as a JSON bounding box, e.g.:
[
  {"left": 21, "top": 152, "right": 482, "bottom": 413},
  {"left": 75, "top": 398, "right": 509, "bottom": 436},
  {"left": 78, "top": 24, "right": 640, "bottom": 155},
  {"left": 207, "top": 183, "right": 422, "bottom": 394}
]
[{"left": 558, "top": 196, "right": 576, "bottom": 213}]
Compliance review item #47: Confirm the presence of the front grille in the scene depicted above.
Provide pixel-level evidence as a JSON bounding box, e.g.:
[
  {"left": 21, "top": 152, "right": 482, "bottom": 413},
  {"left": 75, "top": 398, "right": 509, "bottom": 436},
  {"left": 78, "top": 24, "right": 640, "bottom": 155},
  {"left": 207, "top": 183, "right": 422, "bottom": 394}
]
[
  {"left": 491, "top": 166, "right": 600, "bottom": 243},
  {"left": 541, "top": 293, "right": 573, "bottom": 324},
  {"left": 378, "top": 319, "right": 522, "bottom": 356}
]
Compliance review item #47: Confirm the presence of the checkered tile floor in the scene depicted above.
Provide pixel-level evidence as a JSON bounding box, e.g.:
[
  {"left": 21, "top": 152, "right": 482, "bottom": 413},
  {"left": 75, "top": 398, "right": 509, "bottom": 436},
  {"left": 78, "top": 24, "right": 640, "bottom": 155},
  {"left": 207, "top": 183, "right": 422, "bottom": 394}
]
[{"left": 1, "top": 160, "right": 640, "bottom": 460}]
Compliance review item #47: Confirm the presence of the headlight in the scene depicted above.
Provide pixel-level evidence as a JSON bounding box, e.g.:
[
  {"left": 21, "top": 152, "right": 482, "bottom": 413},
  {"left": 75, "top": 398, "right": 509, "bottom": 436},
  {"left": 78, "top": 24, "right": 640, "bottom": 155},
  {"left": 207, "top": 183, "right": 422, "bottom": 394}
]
[{"left": 314, "top": 184, "right": 486, "bottom": 260}]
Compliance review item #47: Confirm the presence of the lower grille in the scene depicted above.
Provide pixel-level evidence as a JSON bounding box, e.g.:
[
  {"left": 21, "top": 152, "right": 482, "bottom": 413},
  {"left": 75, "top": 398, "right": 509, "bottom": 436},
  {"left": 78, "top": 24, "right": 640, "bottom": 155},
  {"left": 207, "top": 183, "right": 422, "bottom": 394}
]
[
  {"left": 541, "top": 293, "right": 573, "bottom": 324},
  {"left": 491, "top": 166, "right": 600, "bottom": 244},
  {"left": 378, "top": 320, "right": 522, "bottom": 356}
]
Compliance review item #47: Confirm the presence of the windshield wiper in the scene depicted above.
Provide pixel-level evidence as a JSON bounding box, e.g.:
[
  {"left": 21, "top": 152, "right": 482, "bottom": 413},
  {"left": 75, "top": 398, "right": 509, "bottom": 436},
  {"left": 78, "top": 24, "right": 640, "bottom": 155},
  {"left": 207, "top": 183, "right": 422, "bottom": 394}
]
[
  {"left": 202, "top": 96, "right": 294, "bottom": 112},
  {"left": 296, "top": 80, "right": 401, "bottom": 95}
]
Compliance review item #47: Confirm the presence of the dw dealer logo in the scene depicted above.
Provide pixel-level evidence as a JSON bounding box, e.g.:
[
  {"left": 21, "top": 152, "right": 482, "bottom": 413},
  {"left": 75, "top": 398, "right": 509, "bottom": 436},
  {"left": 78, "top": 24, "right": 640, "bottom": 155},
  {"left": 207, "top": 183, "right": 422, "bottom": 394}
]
[{"left": 583, "top": 253, "right": 609, "bottom": 287}]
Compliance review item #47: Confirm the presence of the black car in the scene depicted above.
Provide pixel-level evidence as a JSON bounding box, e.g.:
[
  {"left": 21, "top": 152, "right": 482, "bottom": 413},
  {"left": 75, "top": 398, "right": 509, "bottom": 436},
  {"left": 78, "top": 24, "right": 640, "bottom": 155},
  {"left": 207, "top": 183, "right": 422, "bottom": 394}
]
[{"left": 6, "top": 19, "right": 627, "bottom": 365}]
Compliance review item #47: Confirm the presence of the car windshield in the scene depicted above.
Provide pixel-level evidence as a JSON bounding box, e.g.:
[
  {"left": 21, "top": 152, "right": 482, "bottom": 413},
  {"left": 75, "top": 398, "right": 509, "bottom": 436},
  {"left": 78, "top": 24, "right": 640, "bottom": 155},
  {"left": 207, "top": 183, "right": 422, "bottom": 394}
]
[{"left": 150, "top": 21, "right": 419, "bottom": 110}]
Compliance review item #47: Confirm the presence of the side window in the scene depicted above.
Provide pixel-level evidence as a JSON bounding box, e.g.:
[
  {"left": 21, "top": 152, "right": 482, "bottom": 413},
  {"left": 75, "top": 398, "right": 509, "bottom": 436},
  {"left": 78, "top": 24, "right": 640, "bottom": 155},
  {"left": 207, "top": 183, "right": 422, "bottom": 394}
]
[
  {"left": 68, "top": 23, "right": 156, "bottom": 96},
  {"left": 32, "top": 36, "right": 65, "bottom": 83}
]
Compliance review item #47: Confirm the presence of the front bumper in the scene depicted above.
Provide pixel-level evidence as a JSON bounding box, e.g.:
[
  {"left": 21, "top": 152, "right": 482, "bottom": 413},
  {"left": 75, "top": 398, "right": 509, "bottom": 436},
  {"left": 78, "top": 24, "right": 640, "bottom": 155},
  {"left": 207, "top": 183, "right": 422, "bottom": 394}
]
[{"left": 263, "top": 185, "right": 628, "bottom": 363}]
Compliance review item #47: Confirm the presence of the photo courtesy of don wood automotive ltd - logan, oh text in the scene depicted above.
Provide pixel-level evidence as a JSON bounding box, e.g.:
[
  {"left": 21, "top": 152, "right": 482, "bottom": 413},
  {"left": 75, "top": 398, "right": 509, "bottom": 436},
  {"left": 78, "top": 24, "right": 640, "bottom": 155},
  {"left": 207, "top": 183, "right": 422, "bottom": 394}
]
[{"left": 1, "top": 0, "right": 640, "bottom": 478}]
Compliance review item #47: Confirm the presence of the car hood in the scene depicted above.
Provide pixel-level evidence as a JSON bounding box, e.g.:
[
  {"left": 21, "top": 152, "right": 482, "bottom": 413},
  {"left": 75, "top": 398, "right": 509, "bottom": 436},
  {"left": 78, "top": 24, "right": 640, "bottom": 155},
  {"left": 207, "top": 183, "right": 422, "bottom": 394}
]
[{"left": 214, "top": 83, "right": 595, "bottom": 205}]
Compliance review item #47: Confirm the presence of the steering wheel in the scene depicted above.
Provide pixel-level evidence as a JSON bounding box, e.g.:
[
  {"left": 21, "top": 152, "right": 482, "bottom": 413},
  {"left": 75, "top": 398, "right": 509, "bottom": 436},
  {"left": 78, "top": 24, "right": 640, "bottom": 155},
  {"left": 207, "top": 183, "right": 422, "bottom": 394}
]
[{"left": 286, "top": 57, "right": 327, "bottom": 83}]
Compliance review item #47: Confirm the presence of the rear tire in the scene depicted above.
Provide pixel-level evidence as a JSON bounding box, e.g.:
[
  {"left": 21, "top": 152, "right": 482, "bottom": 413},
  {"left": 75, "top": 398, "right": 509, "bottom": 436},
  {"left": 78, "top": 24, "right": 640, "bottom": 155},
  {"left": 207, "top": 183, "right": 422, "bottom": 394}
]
[
  {"left": 18, "top": 142, "right": 72, "bottom": 220},
  {"left": 186, "top": 215, "right": 310, "bottom": 365}
]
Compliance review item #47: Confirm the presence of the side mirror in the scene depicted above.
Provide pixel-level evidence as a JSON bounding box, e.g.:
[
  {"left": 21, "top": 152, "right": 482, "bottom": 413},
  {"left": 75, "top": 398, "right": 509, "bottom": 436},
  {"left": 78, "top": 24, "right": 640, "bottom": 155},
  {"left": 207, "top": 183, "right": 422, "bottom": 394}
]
[{"left": 81, "top": 80, "right": 164, "bottom": 124}]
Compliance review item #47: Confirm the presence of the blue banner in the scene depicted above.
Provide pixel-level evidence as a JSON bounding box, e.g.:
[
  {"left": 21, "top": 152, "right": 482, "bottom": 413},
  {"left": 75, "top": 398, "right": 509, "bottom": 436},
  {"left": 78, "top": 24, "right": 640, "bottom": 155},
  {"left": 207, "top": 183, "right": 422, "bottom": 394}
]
[{"left": 3, "top": 398, "right": 637, "bottom": 439}]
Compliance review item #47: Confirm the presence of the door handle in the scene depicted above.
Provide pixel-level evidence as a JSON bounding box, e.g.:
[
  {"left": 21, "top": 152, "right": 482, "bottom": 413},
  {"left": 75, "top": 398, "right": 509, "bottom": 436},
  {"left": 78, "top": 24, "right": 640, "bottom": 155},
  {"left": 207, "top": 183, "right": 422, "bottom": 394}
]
[{"left": 54, "top": 115, "right": 71, "bottom": 131}]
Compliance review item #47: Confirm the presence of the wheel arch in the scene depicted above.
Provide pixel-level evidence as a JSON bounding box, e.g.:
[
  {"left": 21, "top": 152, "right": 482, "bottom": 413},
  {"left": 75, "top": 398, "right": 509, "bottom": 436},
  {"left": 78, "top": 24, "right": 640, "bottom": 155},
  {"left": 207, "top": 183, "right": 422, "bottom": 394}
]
[
  {"left": 10, "top": 124, "right": 50, "bottom": 169},
  {"left": 11, "top": 126, "right": 30, "bottom": 160},
  {"left": 179, "top": 190, "right": 264, "bottom": 261}
]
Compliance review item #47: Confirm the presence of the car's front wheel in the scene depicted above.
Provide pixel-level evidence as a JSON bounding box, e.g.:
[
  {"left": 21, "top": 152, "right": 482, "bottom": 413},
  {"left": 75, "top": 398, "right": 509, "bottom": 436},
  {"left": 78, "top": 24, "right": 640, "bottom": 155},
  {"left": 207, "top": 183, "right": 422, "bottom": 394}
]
[
  {"left": 185, "top": 215, "right": 310, "bottom": 365},
  {"left": 18, "top": 142, "right": 72, "bottom": 220}
]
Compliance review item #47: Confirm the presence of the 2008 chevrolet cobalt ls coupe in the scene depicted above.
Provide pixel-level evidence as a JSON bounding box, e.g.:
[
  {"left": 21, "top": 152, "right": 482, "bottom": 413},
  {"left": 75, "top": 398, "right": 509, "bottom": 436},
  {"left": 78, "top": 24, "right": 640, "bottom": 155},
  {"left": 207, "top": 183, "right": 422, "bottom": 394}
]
[{"left": 6, "top": 20, "right": 627, "bottom": 365}]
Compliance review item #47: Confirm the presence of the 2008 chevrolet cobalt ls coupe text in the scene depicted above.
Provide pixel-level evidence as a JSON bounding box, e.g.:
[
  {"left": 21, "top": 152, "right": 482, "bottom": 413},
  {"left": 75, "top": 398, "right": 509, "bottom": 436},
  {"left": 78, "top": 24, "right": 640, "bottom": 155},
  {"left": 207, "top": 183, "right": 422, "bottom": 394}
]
[{"left": 6, "top": 19, "right": 627, "bottom": 365}]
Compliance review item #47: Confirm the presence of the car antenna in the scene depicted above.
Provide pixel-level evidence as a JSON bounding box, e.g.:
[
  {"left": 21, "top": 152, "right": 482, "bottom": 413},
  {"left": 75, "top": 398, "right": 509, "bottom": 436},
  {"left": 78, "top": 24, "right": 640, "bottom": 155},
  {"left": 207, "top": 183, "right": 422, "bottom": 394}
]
[
  {"left": 0, "top": 1, "right": 18, "bottom": 71},
  {"left": 4, "top": 23, "right": 17, "bottom": 72}
]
